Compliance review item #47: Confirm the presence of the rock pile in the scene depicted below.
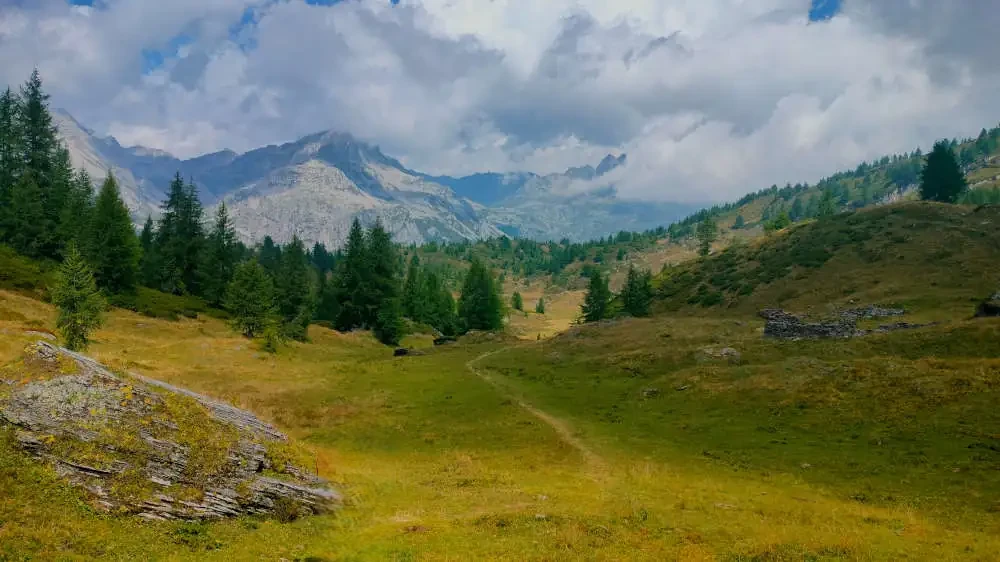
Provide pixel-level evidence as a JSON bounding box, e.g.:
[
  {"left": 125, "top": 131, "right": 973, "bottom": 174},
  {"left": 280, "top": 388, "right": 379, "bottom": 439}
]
[
  {"left": 759, "top": 307, "right": 931, "bottom": 340},
  {"left": 0, "top": 342, "right": 340, "bottom": 522},
  {"left": 758, "top": 309, "right": 859, "bottom": 340}
]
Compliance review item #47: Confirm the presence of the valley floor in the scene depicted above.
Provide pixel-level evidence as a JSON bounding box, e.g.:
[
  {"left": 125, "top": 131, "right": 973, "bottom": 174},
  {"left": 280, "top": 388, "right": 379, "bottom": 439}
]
[{"left": 2, "top": 289, "right": 1000, "bottom": 560}]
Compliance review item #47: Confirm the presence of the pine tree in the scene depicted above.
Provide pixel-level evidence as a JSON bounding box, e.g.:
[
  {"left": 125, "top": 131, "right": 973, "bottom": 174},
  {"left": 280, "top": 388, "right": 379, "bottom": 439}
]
[
  {"left": 920, "top": 140, "right": 968, "bottom": 203},
  {"left": 51, "top": 245, "right": 105, "bottom": 351},
  {"left": 402, "top": 254, "right": 424, "bottom": 321},
  {"left": 87, "top": 174, "right": 140, "bottom": 294},
  {"left": 8, "top": 170, "right": 45, "bottom": 257},
  {"left": 373, "top": 296, "right": 405, "bottom": 346},
  {"left": 0, "top": 87, "right": 24, "bottom": 240},
  {"left": 275, "top": 236, "right": 315, "bottom": 341},
  {"left": 20, "top": 69, "right": 58, "bottom": 184},
  {"left": 535, "top": 297, "right": 546, "bottom": 315},
  {"left": 458, "top": 260, "right": 504, "bottom": 332},
  {"left": 155, "top": 173, "right": 204, "bottom": 294},
  {"left": 138, "top": 215, "right": 159, "bottom": 287},
  {"left": 581, "top": 269, "right": 611, "bottom": 323},
  {"left": 201, "top": 203, "right": 238, "bottom": 307},
  {"left": 621, "top": 264, "right": 653, "bottom": 317},
  {"left": 511, "top": 291, "right": 524, "bottom": 312},
  {"left": 56, "top": 169, "right": 94, "bottom": 254},
  {"left": 334, "top": 219, "right": 369, "bottom": 332},
  {"left": 696, "top": 216, "right": 717, "bottom": 257},
  {"left": 818, "top": 190, "right": 837, "bottom": 218},
  {"left": 225, "top": 259, "right": 276, "bottom": 338}
]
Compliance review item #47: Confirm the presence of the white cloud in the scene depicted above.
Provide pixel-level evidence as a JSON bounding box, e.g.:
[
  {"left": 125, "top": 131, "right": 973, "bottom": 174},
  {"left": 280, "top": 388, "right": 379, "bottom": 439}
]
[{"left": 1, "top": 0, "right": 997, "bottom": 203}]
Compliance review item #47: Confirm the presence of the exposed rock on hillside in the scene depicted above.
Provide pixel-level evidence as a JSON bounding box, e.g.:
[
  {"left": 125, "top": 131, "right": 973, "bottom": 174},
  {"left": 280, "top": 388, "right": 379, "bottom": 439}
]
[
  {"left": 975, "top": 291, "right": 1000, "bottom": 318},
  {"left": 0, "top": 342, "right": 339, "bottom": 522},
  {"left": 760, "top": 308, "right": 932, "bottom": 340}
]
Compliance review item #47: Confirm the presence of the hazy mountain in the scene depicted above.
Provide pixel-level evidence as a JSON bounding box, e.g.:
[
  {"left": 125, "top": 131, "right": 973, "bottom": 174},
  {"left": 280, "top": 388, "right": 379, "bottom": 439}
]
[{"left": 54, "top": 110, "right": 696, "bottom": 246}]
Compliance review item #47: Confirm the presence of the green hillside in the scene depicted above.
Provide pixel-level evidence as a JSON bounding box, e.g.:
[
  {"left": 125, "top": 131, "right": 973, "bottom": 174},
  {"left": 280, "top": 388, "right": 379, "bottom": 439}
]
[{"left": 657, "top": 203, "right": 1000, "bottom": 317}]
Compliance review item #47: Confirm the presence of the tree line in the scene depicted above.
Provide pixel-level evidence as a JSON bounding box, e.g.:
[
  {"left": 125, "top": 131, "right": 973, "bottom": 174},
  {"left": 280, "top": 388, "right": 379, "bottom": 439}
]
[{"left": 1, "top": 70, "right": 508, "bottom": 350}]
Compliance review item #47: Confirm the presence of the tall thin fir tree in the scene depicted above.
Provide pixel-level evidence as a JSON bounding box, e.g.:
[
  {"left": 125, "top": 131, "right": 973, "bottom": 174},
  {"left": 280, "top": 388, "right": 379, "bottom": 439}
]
[
  {"left": 51, "top": 244, "right": 105, "bottom": 351},
  {"left": 696, "top": 216, "right": 717, "bottom": 257},
  {"left": 402, "top": 254, "right": 424, "bottom": 321},
  {"left": 367, "top": 221, "right": 406, "bottom": 343},
  {"left": 138, "top": 215, "right": 158, "bottom": 287},
  {"left": 276, "top": 236, "right": 315, "bottom": 341},
  {"left": 201, "top": 203, "right": 238, "bottom": 307},
  {"left": 621, "top": 264, "right": 653, "bottom": 318},
  {"left": 334, "top": 218, "right": 370, "bottom": 331},
  {"left": 581, "top": 268, "right": 611, "bottom": 323},
  {"left": 20, "top": 69, "right": 58, "bottom": 187},
  {"left": 9, "top": 170, "right": 45, "bottom": 257},
  {"left": 0, "top": 87, "right": 24, "bottom": 240},
  {"left": 56, "top": 169, "right": 95, "bottom": 254},
  {"left": 458, "top": 260, "right": 504, "bottom": 332},
  {"left": 87, "top": 174, "right": 140, "bottom": 294}
]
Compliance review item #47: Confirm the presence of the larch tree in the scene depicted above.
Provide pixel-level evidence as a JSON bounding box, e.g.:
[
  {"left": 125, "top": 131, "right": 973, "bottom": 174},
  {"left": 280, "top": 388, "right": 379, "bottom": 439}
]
[
  {"left": 87, "top": 174, "right": 140, "bottom": 294},
  {"left": 52, "top": 245, "right": 105, "bottom": 351}
]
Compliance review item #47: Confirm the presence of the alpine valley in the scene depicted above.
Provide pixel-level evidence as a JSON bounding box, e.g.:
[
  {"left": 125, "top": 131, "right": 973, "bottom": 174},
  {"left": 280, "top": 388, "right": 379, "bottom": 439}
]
[{"left": 54, "top": 110, "right": 694, "bottom": 247}]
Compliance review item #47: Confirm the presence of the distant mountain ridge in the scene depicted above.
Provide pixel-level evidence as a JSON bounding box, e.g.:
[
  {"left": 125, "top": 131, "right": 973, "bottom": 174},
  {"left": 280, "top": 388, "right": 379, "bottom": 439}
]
[{"left": 53, "top": 110, "right": 693, "bottom": 247}]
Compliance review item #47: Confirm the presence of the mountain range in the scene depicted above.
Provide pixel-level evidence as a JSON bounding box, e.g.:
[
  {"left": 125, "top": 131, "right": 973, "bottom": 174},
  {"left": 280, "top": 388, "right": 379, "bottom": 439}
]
[{"left": 53, "top": 110, "right": 694, "bottom": 247}]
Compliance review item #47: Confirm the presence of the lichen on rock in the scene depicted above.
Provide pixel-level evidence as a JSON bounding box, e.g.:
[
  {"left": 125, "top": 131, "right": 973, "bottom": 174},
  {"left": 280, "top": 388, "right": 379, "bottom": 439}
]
[{"left": 0, "top": 342, "right": 340, "bottom": 521}]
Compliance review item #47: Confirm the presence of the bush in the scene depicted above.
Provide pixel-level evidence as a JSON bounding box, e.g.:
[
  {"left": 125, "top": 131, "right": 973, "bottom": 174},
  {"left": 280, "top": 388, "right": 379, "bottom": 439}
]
[{"left": 0, "top": 245, "right": 54, "bottom": 298}]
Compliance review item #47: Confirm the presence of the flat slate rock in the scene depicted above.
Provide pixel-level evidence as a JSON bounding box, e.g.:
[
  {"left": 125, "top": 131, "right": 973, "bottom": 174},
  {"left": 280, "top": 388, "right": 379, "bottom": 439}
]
[{"left": 0, "top": 342, "right": 340, "bottom": 521}]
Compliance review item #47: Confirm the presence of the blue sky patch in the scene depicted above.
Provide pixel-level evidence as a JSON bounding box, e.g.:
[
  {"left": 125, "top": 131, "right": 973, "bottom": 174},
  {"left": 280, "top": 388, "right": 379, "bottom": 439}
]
[{"left": 809, "top": 0, "right": 841, "bottom": 21}]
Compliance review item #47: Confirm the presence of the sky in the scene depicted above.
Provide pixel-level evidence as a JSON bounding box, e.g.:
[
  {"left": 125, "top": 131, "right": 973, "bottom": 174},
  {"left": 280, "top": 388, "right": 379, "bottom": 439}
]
[{"left": 0, "top": 0, "right": 996, "bottom": 204}]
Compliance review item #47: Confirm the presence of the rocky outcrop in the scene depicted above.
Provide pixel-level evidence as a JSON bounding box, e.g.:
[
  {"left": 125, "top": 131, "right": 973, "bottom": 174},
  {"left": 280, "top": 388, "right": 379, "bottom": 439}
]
[
  {"left": 0, "top": 342, "right": 340, "bottom": 522},
  {"left": 758, "top": 309, "right": 859, "bottom": 340},
  {"left": 975, "top": 291, "right": 1000, "bottom": 318},
  {"left": 759, "top": 308, "right": 931, "bottom": 340}
]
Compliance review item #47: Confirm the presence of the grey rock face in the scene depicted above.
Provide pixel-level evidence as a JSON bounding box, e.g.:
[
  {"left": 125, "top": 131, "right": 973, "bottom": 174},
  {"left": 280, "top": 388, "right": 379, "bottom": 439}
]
[
  {"left": 839, "top": 305, "right": 906, "bottom": 322},
  {"left": 0, "top": 342, "right": 339, "bottom": 521}
]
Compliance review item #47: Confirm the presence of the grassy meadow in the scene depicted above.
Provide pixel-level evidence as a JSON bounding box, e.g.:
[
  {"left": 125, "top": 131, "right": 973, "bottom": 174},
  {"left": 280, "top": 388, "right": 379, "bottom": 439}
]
[{"left": 2, "top": 202, "right": 1000, "bottom": 560}]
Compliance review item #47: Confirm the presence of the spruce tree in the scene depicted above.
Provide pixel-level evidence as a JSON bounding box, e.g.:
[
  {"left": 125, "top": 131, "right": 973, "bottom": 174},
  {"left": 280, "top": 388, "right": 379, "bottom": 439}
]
[
  {"left": 258, "top": 235, "right": 282, "bottom": 276},
  {"left": 621, "top": 264, "right": 653, "bottom": 317},
  {"left": 275, "top": 236, "right": 315, "bottom": 341},
  {"left": 138, "top": 215, "right": 158, "bottom": 287},
  {"left": 733, "top": 214, "right": 745, "bottom": 229},
  {"left": 373, "top": 296, "right": 405, "bottom": 346},
  {"left": 334, "top": 219, "right": 369, "bottom": 331},
  {"left": 535, "top": 297, "right": 546, "bottom": 315},
  {"left": 696, "top": 216, "right": 717, "bottom": 257},
  {"left": 51, "top": 245, "right": 105, "bottom": 351},
  {"left": 44, "top": 147, "right": 74, "bottom": 256},
  {"left": 57, "top": 169, "right": 94, "bottom": 254},
  {"left": 920, "top": 140, "right": 968, "bottom": 203},
  {"left": 226, "top": 260, "right": 276, "bottom": 338},
  {"left": 402, "top": 254, "right": 424, "bottom": 321},
  {"left": 581, "top": 269, "right": 611, "bottom": 323},
  {"left": 0, "top": 87, "right": 23, "bottom": 240},
  {"left": 155, "top": 173, "right": 204, "bottom": 294},
  {"left": 87, "top": 174, "right": 140, "bottom": 294},
  {"left": 458, "top": 260, "right": 503, "bottom": 332},
  {"left": 201, "top": 203, "right": 238, "bottom": 307},
  {"left": 8, "top": 170, "right": 45, "bottom": 257},
  {"left": 818, "top": 190, "right": 837, "bottom": 218},
  {"left": 511, "top": 291, "right": 523, "bottom": 312},
  {"left": 20, "top": 69, "right": 58, "bottom": 184}
]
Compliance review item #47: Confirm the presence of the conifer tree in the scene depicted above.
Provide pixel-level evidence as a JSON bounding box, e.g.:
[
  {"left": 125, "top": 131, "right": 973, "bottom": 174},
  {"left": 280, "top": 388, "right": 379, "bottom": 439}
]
[
  {"left": 696, "top": 216, "right": 717, "bottom": 257},
  {"left": 20, "top": 69, "right": 58, "bottom": 185},
  {"left": 155, "top": 173, "right": 204, "bottom": 294},
  {"left": 52, "top": 245, "right": 105, "bottom": 351},
  {"left": 535, "top": 297, "right": 546, "bottom": 315},
  {"left": 373, "top": 296, "right": 405, "bottom": 346},
  {"left": 57, "top": 169, "right": 94, "bottom": 254},
  {"left": 225, "top": 259, "right": 276, "bottom": 338},
  {"left": 43, "top": 147, "right": 74, "bottom": 255},
  {"left": 920, "top": 140, "right": 968, "bottom": 203},
  {"left": 138, "top": 215, "right": 158, "bottom": 287},
  {"left": 0, "top": 87, "right": 23, "bottom": 239},
  {"left": 201, "top": 203, "right": 238, "bottom": 307},
  {"left": 581, "top": 268, "right": 611, "bottom": 323},
  {"left": 334, "top": 219, "right": 369, "bottom": 331},
  {"left": 733, "top": 214, "right": 745, "bottom": 229},
  {"left": 258, "top": 235, "right": 282, "bottom": 276},
  {"left": 621, "top": 264, "right": 653, "bottom": 317},
  {"left": 511, "top": 291, "right": 523, "bottom": 312},
  {"left": 458, "top": 260, "right": 503, "bottom": 332},
  {"left": 402, "top": 254, "right": 424, "bottom": 320},
  {"left": 818, "top": 190, "right": 837, "bottom": 218},
  {"left": 9, "top": 170, "right": 45, "bottom": 257},
  {"left": 314, "top": 268, "right": 340, "bottom": 324},
  {"left": 275, "top": 236, "right": 315, "bottom": 341},
  {"left": 87, "top": 174, "right": 140, "bottom": 294}
]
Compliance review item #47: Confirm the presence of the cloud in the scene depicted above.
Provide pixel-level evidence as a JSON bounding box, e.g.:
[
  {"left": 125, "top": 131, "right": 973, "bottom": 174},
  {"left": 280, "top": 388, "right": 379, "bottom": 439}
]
[{"left": 1, "top": 0, "right": 997, "bottom": 204}]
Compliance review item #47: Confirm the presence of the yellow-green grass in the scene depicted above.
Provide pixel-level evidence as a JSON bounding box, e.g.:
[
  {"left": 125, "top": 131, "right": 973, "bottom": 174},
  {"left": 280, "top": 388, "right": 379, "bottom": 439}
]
[{"left": 2, "top": 259, "right": 1000, "bottom": 560}]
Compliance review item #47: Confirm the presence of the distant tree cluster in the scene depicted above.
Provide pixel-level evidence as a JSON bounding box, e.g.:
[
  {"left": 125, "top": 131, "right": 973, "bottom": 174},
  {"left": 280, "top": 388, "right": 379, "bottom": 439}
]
[{"left": 580, "top": 263, "right": 653, "bottom": 323}]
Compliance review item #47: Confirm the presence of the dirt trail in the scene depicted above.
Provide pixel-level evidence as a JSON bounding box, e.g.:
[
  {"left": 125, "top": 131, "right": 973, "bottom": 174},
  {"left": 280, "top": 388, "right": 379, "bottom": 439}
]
[{"left": 467, "top": 350, "right": 607, "bottom": 472}]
